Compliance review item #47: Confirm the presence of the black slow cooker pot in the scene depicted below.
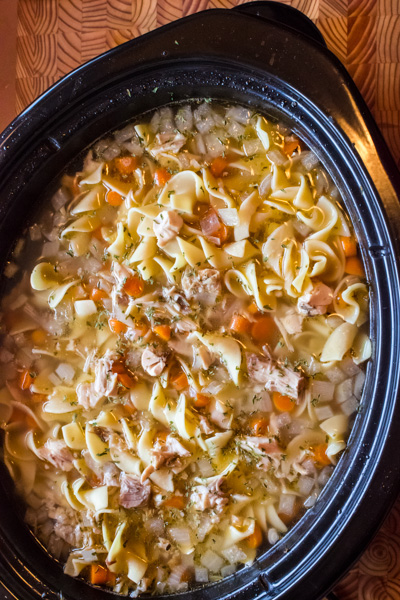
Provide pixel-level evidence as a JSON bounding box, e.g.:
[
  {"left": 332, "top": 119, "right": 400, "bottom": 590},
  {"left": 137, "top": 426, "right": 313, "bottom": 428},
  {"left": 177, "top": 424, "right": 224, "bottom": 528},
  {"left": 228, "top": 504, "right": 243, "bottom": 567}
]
[{"left": 1, "top": 3, "right": 400, "bottom": 600}]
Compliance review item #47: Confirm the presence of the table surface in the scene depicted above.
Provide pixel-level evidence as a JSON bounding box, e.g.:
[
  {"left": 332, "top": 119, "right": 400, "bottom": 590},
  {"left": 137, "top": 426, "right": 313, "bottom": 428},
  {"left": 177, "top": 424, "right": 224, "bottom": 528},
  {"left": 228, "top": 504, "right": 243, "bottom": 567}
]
[{"left": 0, "top": 1, "right": 400, "bottom": 599}]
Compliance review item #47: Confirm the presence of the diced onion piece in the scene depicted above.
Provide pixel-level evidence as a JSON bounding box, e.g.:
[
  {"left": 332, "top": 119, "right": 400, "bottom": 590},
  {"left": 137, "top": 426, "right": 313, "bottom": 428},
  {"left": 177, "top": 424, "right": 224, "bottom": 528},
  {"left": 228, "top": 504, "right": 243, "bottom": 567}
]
[
  {"left": 55, "top": 363, "right": 75, "bottom": 384},
  {"left": 195, "top": 567, "right": 209, "bottom": 583},
  {"left": 298, "top": 475, "right": 315, "bottom": 496},
  {"left": 353, "top": 370, "right": 365, "bottom": 400},
  {"left": 341, "top": 396, "right": 359, "bottom": 416},
  {"left": 267, "top": 528, "right": 280, "bottom": 545},
  {"left": 221, "top": 564, "right": 236, "bottom": 577},
  {"left": 334, "top": 378, "right": 353, "bottom": 404},
  {"left": 200, "top": 549, "right": 225, "bottom": 573},
  {"left": 74, "top": 299, "right": 97, "bottom": 317},
  {"left": 314, "top": 405, "right": 334, "bottom": 421},
  {"left": 278, "top": 494, "right": 296, "bottom": 516},
  {"left": 310, "top": 380, "right": 335, "bottom": 402},
  {"left": 221, "top": 545, "right": 247, "bottom": 564},
  {"left": 48, "top": 372, "right": 62, "bottom": 386}
]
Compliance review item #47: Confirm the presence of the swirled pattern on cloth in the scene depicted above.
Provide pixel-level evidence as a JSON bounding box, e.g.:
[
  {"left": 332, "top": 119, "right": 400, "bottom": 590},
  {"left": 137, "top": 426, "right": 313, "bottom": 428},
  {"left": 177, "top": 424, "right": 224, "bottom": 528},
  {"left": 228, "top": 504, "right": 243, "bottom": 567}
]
[{"left": 334, "top": 495, "right": 400, "bottom": 599}]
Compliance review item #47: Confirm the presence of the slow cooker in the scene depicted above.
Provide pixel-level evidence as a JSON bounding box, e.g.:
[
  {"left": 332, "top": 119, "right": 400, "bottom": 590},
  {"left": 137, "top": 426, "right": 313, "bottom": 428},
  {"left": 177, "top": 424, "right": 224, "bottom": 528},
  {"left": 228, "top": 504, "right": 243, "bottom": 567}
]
[{"left": 1, "top": 3, "right": 400, "bottom": 600}]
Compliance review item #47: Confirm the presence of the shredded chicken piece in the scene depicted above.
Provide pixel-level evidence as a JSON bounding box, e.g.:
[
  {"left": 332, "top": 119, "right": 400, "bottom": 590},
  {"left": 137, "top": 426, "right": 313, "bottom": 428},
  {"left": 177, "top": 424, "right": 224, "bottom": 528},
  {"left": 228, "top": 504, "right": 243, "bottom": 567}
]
[
  {"left": 199, "top": 415, "right": 214, "bottom": 435},
  {"left": 150, "top": 132, "right": 186, "bottom": 157},
  {"left": 111, "top": 261, "right": 134, "bottom": 291},
  {"left": 37, "top": 439, "right": 74, "bottom": 471},
  {"left": 153, "top": 210, "right": 183, "bottom": 247},
  {"left": 162, "top": 286, "right": 191, "bottom": 314},
  {"left": 82, "top": 450, "right": 120, "bottom": 486},
  {"left": 151, "top": 435, "right": 191, "bottom": 470},
  {"left": 280, "top": 311, "right": 304, "bottom": 334},
  {"left": 141, "top": 346, "right": 168, "bottom": 376},
  {"left": 246, "top": 353, "right": 304, "bottom": 399},
  {"left": 181, "top": 268, "right": 221, "bottom": 305},
  {"left": 208, "top": 398, "right": 232, "bottom": 430},
  {"left": 198, "top": 346, "right": 214, "bottom": 370},
  {"left": 190, "top": 477, "right": 228, "bottom": 513},
  {"left": 119, "top": 473, "right": 151, "bottom": 508},
  {"left": 297, "top": 282, "right": 333, "bottom": 316},
  {"left": 93, "top": 349, "right": 119, "bottom": 398},
  {"left": 76, "top": 382, "right": 96, "bottom": 410}
]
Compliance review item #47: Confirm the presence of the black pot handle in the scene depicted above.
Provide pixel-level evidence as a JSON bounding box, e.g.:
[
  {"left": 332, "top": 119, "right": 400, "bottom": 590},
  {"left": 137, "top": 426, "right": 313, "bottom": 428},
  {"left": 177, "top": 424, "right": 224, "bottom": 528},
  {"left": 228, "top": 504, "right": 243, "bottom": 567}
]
[{"left": 233, "top": 1, "right": 327, "bottom": 48}]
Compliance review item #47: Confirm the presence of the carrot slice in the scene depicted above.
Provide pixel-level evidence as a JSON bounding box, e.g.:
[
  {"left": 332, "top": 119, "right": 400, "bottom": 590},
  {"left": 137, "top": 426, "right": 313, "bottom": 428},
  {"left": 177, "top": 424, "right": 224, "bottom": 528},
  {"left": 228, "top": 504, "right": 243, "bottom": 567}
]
[
  {"left": 114, "top": 156, "right": 138, "bottom": 175},
  {"left": 249, "top": 415, "right": 269, "bottom": 436},
  {"left": 340, "top": 236, "right": 357, "bottom": 257},
  {"left": 210, "top": 156, "right": 229, "bottom": 178},
  {"left": 247, "top": 523, "right": 263, "bottom": 548},
  {"left": 251, "top": 315, "right": 277, "bottom": 344},
  {"left": 123, "top": 276, "right": 144, "bottom": 298},
  {"left": 109, "top": 318, "right": 127, "bottom": 334},
  {"left": 31, "top": 329, "right": 47, "bottom": 345},
  {"left": 247, "top": 301, "right": 259, "bottom": 315},
  {"left": 312, "top": 443, "right": 331, "bottom": 466},
  {"left": 154, "top": 168, "right": 171, "bottom": 186},
  {"left": 163, "top": 495, "right": 186, "bottom": 510},
  {"left": 92, "top": 227, "right": 104, "bottom": 241},
  {"left": 153, "top": 324, "right": 171, "bottom": 341},
  {"left": 170, "top": 370, "right": 188, "bottom": 391},
  {"left": 90, "top": 288, "right": 108, "bottom": 302},
  {"left": 90, "top": 564, "right": 116, "bottom": 586},
  {"left": 19, "top": 370, "right": 34, "bottom": 391},
  {"left": 117, "top": 372, "right": 136, "bottom": 389},
  {"left": 192, "top": 393, "right": 211, "bottom": 408},
  {"left": 272, "top": 392, "right": 295, "bottom": 413},
  {"left": 106, "top": 190, "right": 123, "bottom": 207},
  {"left": 230, "top": 314, "right": 251, "bottom": 335},
  {"left": 283, "top": 140, "right": 299, "bottom": 156},
  {"left": 345, "top": 256, "right": 364, "bottom": 277}
]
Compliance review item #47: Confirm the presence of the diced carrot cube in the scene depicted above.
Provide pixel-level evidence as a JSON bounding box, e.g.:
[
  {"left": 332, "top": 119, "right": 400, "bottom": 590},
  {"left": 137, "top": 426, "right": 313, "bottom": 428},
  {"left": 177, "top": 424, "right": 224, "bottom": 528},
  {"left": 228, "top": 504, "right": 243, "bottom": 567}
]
[
  {"left": 106, "top": 191, "right": 123, "bottom": 206},
  {"left": 153, "top": 325, "right": 171, "bottom": 341},
  {"left": 272, "top": 392, "right": 295, "bottom": 413},
  {"left": 170, "top": 370, "right": 188, "bottom": 391},
  {"left": 163, "top": 495, "right": 186, "bottom": 509},
  {"left": 123, "top": 276, "right": 144, "bottom": 298},
  {"left": 340, "top": 236, "right": 357, "bottom": 257},
  {"left": 249, "top": 415, "right": 269, "bottom": 436},
  {"left": 345, "top": 256, "right": 364, "bottom": 277},
  {"left": 19, "top": 370, "right": 34, "bottom": 391},
  {"left": 251, "top": 315, "right": 277, "bottom": 344},
  {"left": 90, "top": 288, "right": 108, "bottom": 302},
  {"left": 192, "top": 393, "right": 211, "bottom": 408},
  {"left": 230, "top": 314, "right": 251, "bottom": 335},
  {"left": 31, "top": 329, "right": 47, "bottom": 345},
  {"left": 154, "top": 168, "right": 171, "bottom": 186},
  {"left": 312, "top": 443, "right": 331, "bottom": 466},
  {"left": 109, "top": 319, "right": 127, "bottom": 334},
  {"left": 210, "top": 156, "right": 229, "bottom": 177}
]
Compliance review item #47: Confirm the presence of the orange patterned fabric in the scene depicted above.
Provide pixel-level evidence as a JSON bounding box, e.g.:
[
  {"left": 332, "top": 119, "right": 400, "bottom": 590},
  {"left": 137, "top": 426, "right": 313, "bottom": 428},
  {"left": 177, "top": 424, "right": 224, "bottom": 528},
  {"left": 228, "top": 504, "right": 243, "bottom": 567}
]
[{"left": 3, "top": 1, "right": 400, "bottom": 598}]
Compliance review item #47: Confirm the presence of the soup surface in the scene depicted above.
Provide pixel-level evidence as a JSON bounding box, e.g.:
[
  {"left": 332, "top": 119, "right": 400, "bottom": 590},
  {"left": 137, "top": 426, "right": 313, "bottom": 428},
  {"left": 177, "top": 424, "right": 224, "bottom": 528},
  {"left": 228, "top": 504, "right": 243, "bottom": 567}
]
[{"left": 0, "top": 102, "right": 370, "bottom": 595}]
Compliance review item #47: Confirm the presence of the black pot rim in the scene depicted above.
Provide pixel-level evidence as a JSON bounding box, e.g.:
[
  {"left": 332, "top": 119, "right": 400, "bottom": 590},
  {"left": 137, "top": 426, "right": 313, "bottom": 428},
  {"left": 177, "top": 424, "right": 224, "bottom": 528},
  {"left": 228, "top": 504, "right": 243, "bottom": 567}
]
[{"left": 1, "top": 4, "right": 400, "bottom": 600}]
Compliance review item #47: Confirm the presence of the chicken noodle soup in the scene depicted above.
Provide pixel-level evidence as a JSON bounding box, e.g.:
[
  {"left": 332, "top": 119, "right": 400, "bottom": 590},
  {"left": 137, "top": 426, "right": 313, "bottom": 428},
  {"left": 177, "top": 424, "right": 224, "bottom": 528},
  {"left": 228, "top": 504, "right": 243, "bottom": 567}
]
[{"left": 0, "top": 102, "right": 370, "bottom": 595}]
